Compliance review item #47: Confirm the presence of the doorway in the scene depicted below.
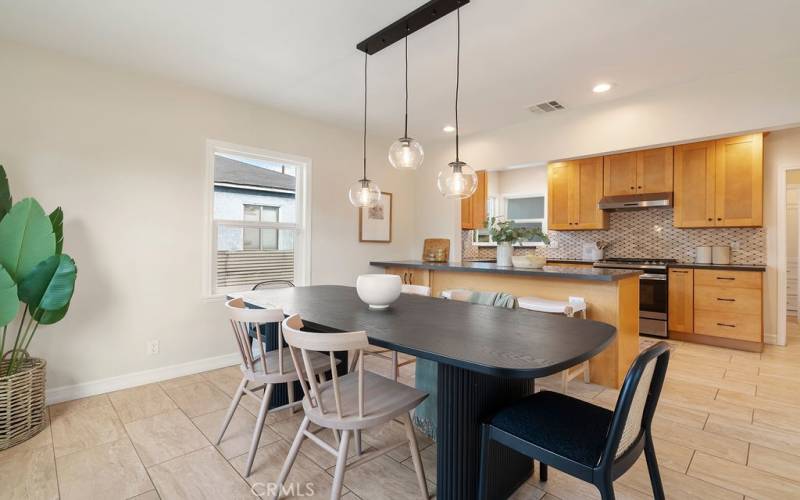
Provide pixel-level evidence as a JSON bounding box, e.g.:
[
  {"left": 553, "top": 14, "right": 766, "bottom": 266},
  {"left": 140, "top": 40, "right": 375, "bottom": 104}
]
[{"left": 779, "top": 167, "right": 800, "bottom": 346}]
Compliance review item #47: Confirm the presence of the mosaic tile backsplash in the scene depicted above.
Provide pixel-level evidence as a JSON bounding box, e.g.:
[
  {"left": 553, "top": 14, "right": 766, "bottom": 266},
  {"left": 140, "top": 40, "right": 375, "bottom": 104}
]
[{"left": 462, "top": 208, "right": 766, "bottom": 264}]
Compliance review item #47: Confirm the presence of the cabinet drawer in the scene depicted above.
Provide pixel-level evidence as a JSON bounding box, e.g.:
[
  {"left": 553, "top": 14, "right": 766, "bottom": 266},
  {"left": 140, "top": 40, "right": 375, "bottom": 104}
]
[
  {"left": 694, "top": 310, "right": 761, "bottom": 342},
  {"left": 694, "top": 269, "right": 762, "bottom": 289},
  {"left": 694, "top": 285, "right": 762, "bottom": 313}
]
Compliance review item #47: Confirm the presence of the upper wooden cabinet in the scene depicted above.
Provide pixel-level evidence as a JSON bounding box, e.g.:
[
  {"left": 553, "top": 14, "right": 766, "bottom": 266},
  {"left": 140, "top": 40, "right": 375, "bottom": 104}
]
[
  {"left": 674, "top": 140, "right": 716, "bottom": 227},
  {"left": 715, "top": 134, "right": 763, "bottom": 227},
  {"left": 637, "top": 147, "right": 674, "bottom": 194},
  {"left": 460, "top": 169, "right": 487, "bottom": 230},
  {"left": 603, "top": 152, "right": 638, "bottom": 196},
  {"left": 548, "top": 157, "right": 608, "bottom": 230},
  {"left": 674, "top": 133, "right": 763, "bottom": 228},
  {"left": 603, "top": 147, "right": 673, "bottom": 196}
]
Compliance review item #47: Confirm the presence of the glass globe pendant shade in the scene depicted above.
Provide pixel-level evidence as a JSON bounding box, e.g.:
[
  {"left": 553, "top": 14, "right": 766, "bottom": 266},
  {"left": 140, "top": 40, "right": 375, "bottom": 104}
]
[
  {"left": 437, "top": 161, "right": 478, "bottom": 199},
  {"left": 348, "top": 178, "right": 382, "bottom": 208},
  {"left": 388, "top": 137, "right": 424, "bottom": 170}
]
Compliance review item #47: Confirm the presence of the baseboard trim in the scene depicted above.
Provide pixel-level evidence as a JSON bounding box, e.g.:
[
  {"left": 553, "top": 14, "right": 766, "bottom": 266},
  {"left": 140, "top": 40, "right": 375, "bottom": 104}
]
[{"left": 46, "top": 352, "right": 240, "bottom": 405}]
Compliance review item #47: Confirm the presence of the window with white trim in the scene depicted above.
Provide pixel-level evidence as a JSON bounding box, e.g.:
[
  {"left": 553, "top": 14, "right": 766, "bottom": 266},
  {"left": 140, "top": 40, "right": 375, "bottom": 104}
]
[
  {"left": 474, "top": 193, "right": 547, "bottom": 246},
  {"left": 206, "top": 142, "right": 310, "bottom": 296}
]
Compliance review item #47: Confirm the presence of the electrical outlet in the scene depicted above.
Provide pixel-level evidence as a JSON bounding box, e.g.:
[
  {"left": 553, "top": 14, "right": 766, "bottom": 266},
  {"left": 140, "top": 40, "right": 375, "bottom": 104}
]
[
  {"left": 549, "top": 239, "right": 559, "bottom": 249},
  {"left": 731, "top": 241, "right": 741, "bottom": 251},
  {"left": 147, "top": 340, "right": 159, "bottom": 355}
]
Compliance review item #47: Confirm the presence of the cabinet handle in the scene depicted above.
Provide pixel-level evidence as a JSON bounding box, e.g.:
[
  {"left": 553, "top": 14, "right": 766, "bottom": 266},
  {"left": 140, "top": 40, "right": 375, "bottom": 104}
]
[
  {"left": 708, "top": 218, "right": 713, "bottom": 221},
  {"left": 672, "top": 270, "right": 689, "bottom": 274},
  {"left": 716, "top": 298, "right": 736, "bottom": 302},
  {"left": 637, "top": 186, "right": 642, "bottom": 189},
  {"left": 630, "top": 186, "right": 635, "bottom": 190},
  {"left": 716, "top": 322, "right": 736, "bottom": 328},
  {"left": 716, "top": 277, "right": 736, "bottom": 281},
  {"left": 409, "top": 272, "right": 414, "bottom": 283},
  {"left": 717, "top": 218, "right": 722, "bottom": 221}
]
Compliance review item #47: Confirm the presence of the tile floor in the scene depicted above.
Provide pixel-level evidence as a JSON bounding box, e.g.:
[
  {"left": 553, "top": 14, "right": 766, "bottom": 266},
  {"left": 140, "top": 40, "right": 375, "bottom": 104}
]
[{"left": 3, "top": 320, "right": 800, "bottom": 500}]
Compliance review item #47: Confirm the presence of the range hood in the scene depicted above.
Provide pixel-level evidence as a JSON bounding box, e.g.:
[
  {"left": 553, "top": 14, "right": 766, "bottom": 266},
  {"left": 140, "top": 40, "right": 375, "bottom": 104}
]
[{"left": 598, "top": 192, "right": 673, "bottom": 211}]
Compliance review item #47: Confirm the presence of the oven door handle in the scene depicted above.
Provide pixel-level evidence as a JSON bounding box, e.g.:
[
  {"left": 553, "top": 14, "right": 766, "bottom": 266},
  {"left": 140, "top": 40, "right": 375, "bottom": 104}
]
[{"left": 639, "top": 273, "right": 667, "bottom": 281}]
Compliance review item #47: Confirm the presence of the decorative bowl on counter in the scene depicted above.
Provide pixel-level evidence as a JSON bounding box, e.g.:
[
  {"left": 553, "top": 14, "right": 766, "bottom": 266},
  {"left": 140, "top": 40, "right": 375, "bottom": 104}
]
[
  {"left": 511, "top": 255, "right": 546, "bottom": 269},
  {"left": 356, "top": 274, "right": 402, "bottom": 309}
]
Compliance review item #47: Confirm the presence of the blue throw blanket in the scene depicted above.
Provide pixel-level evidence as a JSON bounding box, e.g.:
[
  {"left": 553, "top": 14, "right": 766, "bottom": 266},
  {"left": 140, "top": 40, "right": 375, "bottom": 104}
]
[{"left": 413, "top": 291, "right": 517, "bottom": 440}]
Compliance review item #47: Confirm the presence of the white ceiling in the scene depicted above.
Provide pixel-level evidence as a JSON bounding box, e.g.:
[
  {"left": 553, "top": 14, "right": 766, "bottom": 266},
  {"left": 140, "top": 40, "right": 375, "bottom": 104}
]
[{"left": 1, "top": 0, "right": 798, "bottom": 141}]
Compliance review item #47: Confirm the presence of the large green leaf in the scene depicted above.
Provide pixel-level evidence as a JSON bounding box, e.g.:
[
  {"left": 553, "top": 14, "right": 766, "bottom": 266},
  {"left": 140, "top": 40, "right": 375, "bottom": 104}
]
[
  {"left": 18, "top": 254, "right": 76, "bottom": 313},
  {"left": 32, "top": 302, "right": 70, "bottom": 325},
  {"left": 50, "top": 207, "right": 64, "bottom": 254},
  {"left": 0, "top": 265, "right": 18, "bottom": 327},
  {"left": 0, "top": 165, "right": 10, "bottom": 222},
  {"left": 0, "top": 198, "right": 55, "bottom": 282}
]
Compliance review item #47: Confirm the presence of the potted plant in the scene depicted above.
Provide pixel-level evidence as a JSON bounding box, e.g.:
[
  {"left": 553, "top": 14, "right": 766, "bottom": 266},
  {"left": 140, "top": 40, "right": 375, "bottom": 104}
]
[
  {"left": 486, "top": 216, "right": 550, "bottom": 267},
  {"left": 0, "top": 165, "right": 77, "bottom": 450}
]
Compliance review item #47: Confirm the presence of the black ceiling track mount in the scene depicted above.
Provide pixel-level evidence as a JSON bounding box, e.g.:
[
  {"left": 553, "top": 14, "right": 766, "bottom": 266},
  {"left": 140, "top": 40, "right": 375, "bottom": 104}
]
[{"left": 356, "top": 0, "right": 470, "bottom": 55}]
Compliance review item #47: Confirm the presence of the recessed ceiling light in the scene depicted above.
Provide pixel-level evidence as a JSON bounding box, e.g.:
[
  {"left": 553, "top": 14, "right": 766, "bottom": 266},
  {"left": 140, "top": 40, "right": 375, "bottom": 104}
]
[
  {"left": 592, "top": 82, "right": 612, "bottom": 93},
  {"left": 442, "top": 125, "right": 456, "bottom": 133}
]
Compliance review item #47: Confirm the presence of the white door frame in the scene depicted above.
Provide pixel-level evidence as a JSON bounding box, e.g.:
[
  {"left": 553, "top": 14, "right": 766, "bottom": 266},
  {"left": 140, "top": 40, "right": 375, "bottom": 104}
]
[{"left": 776, "top": 165, "right": 800, "bottom": 346}]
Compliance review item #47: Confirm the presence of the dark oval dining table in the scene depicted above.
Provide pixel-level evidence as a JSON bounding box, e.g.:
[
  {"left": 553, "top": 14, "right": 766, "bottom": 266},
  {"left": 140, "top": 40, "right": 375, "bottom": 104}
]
[{"left": 232, "top": 285, "right": 616, "bottom": 500}]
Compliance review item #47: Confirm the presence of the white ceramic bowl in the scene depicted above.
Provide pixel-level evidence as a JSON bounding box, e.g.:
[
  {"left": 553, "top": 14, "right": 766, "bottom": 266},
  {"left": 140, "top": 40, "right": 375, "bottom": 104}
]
[{"left": 356, "top": 274, "right": 402, "bottom": 309}]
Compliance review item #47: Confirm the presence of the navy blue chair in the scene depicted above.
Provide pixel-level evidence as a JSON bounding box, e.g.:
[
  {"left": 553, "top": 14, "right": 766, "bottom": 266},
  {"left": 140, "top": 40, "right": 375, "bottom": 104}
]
[{"left": 477, "top": 341, "right": 670, "bottom": 500}]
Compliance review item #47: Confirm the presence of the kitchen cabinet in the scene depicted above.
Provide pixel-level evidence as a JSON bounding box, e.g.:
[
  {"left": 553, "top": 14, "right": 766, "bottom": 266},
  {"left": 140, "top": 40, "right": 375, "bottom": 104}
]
[
  {"left": 603, "top": 147, "right": 673, "bottom": 196},
  {"left": 715, "top": 134, "right": 763, "bottom": 227},
  {"left": 603, "top": 152, "right": 638, "bottom": 196},
  {"left": 383, "top": 266, "right": 430, "bottom": 286},
  {"left": 460, "top": 169, "right": 487, "bottom": 230},
  {"left": 637, "top": 147, "right": 674, "bottom": 194},
  {"left": 674, "top": 134, "right": 763, "bottom": 228},
  {"left": 674, "top": 140, "right": 716, "bottom": 227},
  {"left": 668, "top": 268, "right": 763, "bottom": 350},
  {"left": 548, "top": 157, "right": 607, "bottom": 230},
  {"left": 668, "top": 268, "right": 694, "bottom": 333}
]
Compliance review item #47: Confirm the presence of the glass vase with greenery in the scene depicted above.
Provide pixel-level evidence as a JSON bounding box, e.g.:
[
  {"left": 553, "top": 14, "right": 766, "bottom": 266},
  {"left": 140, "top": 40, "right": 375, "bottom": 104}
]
[
  {"left": 0, "top": 165, "right": 78, "bottom": 376},
  {"left": 486, "top": 216, "right": 550, "bottom": 246}
]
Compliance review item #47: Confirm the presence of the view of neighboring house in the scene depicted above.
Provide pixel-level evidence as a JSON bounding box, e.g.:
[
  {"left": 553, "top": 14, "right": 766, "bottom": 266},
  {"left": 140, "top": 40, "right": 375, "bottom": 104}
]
[{"left": 213, "top": 154, "right": 296, "bottom": 289}]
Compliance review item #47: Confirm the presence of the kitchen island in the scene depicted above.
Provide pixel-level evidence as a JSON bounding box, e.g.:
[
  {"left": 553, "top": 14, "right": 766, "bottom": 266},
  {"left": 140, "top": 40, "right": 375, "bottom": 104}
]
[{"left": 371, "top": 260, "right": 641, "bottom": 388}]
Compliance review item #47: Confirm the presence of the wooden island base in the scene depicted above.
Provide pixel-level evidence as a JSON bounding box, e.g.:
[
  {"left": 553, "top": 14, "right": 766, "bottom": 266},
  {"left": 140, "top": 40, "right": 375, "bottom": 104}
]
[{"left": 383, "top": 266, "right": 640, "bottom": 389}]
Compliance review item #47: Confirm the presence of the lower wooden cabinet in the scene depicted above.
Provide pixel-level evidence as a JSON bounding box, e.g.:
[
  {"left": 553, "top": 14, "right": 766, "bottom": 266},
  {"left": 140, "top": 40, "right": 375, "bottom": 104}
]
[
  {"left": 668, "top": 268, "right": 763, "bottom": 350},
  {"left": 667, "top": 269, "right": 693, "bottom": 333},
  {"left": 383, "top": 267, "right": 430, "bottom": 286}
]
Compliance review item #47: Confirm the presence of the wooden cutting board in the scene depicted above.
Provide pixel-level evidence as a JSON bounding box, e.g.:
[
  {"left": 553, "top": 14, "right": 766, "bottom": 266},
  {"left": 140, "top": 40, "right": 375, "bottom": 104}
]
[{"left": 422, "top": 238, "right": 450, "bottom": 262}]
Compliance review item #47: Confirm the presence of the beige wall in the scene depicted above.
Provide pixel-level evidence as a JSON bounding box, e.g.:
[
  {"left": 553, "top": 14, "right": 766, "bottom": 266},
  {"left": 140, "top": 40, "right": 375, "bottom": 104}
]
[
  {"left": 0, "top": 41, "right": 417, "bottom": 394},
  {"left": 416, "top": 59, "right": 800, "bottom": 343}
]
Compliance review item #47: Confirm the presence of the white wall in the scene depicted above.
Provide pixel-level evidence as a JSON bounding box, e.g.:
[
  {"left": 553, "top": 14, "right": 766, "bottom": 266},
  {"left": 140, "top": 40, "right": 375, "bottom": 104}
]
[
  {"left": 416, "top": 58, "right": 800, "bottom": 343},
  {"left": 0, "top": 40, "right": 417, "bottom": 395}
]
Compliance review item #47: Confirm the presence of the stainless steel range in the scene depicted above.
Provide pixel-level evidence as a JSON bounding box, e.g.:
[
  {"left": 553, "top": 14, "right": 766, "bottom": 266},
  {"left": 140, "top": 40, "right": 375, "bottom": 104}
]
[{"left": 594, "top": 258, "right": 675, "bottom": 338}]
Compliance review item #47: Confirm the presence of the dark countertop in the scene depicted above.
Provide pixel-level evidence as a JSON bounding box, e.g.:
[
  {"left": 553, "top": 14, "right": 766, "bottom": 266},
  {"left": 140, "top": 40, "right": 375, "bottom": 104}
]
[
  {"left": 231, "top": 285, "right": 616, "bottom": 378},
  {"left": 668, "top": 263, "right": 766, "bottom": 272},
  {"left": 370, "top": 260, "right": 640, "bottom": 282}
]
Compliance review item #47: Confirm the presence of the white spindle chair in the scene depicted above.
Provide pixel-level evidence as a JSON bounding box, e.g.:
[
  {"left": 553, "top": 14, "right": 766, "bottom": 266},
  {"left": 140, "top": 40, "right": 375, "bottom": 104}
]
[
  {"left": 273, "top": 314, "right": 430, "bottom": 500},
  {"left": 218, "top": 298, "right": 333, "bottom": 477},
  {"left": 363, "top": 284, "right": 430, "bottom": 381}
]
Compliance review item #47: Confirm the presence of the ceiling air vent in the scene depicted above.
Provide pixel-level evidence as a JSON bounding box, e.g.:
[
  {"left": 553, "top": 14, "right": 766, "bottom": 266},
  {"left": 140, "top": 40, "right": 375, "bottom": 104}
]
[{"left": 528, "top": 100, "right": 566, "bottom": 114}]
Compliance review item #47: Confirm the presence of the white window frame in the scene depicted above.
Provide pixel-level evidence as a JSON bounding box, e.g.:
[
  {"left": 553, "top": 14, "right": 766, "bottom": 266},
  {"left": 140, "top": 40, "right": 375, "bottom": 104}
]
[
  {"left": 243, "top": 204, "right": 281, "bottom": 250},
  {"left": 203, "top": 140, "right": 312, "bottom": 299},
  {"left": 474, "top": 192, "right": 547, "bottom": 247}
]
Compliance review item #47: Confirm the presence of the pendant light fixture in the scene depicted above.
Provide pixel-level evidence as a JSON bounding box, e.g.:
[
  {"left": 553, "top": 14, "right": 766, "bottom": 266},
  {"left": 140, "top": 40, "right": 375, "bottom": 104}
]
[
  {"left": 388, "top": 36, "right": 424, "bottom": 170},
  {"left": 349, "top": 52, "right": 382, "bottom": 208},
  {"left": 437, "top": 8, "right": 477, "bottom": 199}
]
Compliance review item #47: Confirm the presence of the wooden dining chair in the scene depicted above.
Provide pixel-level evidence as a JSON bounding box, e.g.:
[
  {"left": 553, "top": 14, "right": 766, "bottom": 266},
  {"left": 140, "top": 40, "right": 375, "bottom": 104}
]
[
  {"left": 218, "top": 298, "right": 332, "bottom": 477},
  {"left": 478, "top": 341, "right": 670, "bottom": 500},
  {"left": 273, "top": 314, "right": 430, "bottom": 500}
]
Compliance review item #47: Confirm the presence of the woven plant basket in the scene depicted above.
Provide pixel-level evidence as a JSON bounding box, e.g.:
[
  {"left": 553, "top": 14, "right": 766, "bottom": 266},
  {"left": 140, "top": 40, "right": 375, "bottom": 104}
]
[{"left": 0, "top": 350, "right": 47, "bottom": 451}]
